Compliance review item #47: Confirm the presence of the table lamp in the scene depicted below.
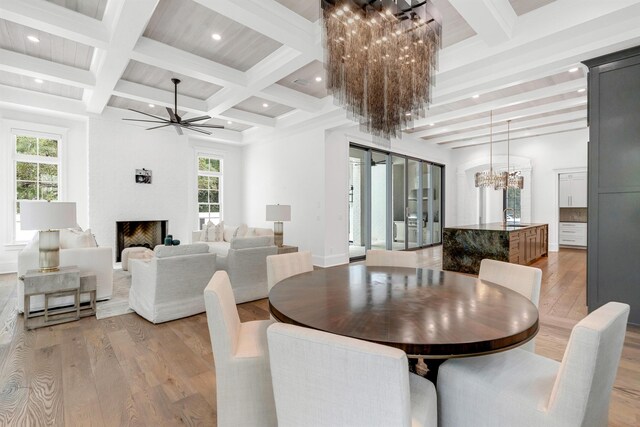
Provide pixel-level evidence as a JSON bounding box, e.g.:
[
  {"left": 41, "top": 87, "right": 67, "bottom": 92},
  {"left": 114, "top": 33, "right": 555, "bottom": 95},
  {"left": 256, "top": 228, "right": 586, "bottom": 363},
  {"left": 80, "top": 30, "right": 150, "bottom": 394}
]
[
  {"left": 20, "top": 201, "right": 77, "bottom": 272},
  {"left": 266, "top": 204, "right": 291, "bottom": 247}
]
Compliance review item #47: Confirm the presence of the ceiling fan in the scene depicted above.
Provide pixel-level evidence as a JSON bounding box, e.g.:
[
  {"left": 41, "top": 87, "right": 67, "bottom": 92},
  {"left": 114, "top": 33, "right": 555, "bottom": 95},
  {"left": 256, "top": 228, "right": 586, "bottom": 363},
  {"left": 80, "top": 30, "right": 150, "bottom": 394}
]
[{"left": 123, "top": 78, "right": 223, "bottom": 135}]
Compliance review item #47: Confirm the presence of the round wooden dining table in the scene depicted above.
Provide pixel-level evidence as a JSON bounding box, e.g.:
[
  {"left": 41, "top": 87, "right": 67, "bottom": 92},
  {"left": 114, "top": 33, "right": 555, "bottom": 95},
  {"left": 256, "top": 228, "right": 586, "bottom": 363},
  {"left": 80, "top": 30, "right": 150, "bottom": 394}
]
[{"left": 269, "top": 264, "right": 539, "bottom": 381}]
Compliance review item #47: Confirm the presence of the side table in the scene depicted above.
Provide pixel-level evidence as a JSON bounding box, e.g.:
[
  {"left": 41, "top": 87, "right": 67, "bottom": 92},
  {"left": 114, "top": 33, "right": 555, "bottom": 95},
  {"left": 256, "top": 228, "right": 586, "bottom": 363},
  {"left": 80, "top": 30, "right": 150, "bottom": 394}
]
[
  {"left": 22, "top": 266, "right": 80, "bottom": 330},
  {"left": 277, "top": 245, "right": 298, "bottom": 255}
]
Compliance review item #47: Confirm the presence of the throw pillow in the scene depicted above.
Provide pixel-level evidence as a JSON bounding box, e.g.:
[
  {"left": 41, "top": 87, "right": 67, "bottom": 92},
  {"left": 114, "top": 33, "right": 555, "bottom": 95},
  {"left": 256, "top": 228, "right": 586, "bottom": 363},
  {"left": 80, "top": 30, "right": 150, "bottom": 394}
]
[
  {"left": 234, "top": 223, "right": 248, "bottom": 238},
  {"left": 60, "top": 228, "right": 97, "bottom": 249},
  {"left": 200, "top": 220, "right": 214, "bottom": 242},
  {"left": 223, "top": 225, "right": 238, "bottom": 242},
  {"left": 211, "top": 221, "right": 224, "bottom": 242}
]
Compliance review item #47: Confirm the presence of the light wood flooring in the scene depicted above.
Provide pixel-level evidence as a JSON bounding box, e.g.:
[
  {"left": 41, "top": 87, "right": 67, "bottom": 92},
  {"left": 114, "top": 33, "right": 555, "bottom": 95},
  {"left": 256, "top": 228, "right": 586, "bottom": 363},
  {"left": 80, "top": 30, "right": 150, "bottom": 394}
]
[{"left": 0, "top": 248, "right": 638, "bottom": 426}]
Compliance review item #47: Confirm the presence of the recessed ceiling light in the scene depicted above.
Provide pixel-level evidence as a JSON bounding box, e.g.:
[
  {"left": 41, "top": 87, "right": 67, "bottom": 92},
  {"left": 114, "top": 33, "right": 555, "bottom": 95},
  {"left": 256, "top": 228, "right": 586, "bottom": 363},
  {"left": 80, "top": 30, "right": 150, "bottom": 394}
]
[
  {"left": 569, "top": 67, "right": 579, "bottom": 73},
  {"left": 472, "top": 94, "right": 480, "bottom": 99},
  {"left": 27, "top": 35, "right": 40, "bottom": 43},
  {"left": 148, "top": 103, "right": 155, "bottom": 108},
  {"left": 315, "top": 76, "right": 322, "bottom": 82},
  {"left": 211, "top": 33, "right": 221, "bottom": 41},
  {"left": 429, "top": 123, "right": 435, "bottom": 126},
  {"left": 227, "top": 121, "right": 232, "bottom": 125},
  {"left": 262, "top": 103, "right": 269, "bottom": 108},
  {"left": 34, "top": 78, "right": 43, "bottom": 84},
  {"left": 577, "top": 88, "right": 586, "bottom": 93}
]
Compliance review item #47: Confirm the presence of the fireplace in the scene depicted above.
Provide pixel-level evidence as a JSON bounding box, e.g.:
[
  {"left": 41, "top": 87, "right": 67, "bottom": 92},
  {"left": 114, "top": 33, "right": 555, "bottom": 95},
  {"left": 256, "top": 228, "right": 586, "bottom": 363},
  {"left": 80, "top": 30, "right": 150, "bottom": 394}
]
[{"left": 115, "top": 220, "right": 168, "bottom": 262}]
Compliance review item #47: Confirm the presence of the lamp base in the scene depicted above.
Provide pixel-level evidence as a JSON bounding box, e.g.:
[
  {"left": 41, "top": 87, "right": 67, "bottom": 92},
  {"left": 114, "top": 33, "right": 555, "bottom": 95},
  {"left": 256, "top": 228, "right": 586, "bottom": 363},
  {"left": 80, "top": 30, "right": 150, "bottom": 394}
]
[
  {"left": 273, "top": 221, "right": 284, "bottom": 247},
  {"left": 38, "top": 230, "right": 61, "bottom": 272}
]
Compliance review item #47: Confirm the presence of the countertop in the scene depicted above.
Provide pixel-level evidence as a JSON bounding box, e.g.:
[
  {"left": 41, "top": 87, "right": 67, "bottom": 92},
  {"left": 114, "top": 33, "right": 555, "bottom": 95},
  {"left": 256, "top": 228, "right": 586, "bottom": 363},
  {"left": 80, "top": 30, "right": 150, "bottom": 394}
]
[{"left": 444, "top": 223, "right": 547, "bottom": 232}]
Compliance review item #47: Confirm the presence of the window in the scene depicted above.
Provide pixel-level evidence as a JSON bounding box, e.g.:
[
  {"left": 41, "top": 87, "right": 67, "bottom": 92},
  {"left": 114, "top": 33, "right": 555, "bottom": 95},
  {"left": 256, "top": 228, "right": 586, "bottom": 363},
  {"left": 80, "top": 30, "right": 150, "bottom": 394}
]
[
  {"left": 503, "top": 187, "right": 522, "bottom": 223},
  {"left": 197, "top": 155, "right": 222, "bottom": 227},
  {"left": 14, "top": 132, "right": 61, "bottom": 242}
]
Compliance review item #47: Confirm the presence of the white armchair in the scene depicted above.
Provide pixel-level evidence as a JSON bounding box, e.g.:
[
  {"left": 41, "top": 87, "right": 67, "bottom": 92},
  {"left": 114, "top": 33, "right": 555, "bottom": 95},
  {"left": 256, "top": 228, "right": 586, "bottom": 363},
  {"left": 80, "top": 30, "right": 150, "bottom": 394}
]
[
  {"left": 437, "top": 302, "right": 630, "bottom": 427},
  {"left": 18, "top": 244, "right": 113, "bottom": 312},
  {"left": 129, "top": 243, "right": 216, "bottom": 323},
  {"left": 267, "top": 323, "right": 438, "bottom": 427},
  {"left": 204, "top": 271, "right": 276, "bottom": 427}
]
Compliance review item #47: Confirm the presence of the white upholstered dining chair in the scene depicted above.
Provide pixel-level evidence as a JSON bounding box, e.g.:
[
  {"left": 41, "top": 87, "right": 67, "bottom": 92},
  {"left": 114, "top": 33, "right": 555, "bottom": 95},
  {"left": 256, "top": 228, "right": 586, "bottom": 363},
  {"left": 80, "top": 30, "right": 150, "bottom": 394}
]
[
  {"left": 266, "top": 251, "right": 314, "bottom": 292},
  {"left": 478, "top": 258, "right": 542, "bottom": 352},
  {"left": 365, "top": 249, "right": 420, "bottom": 268},
  {"left": 267, "top": 323, "right": 438, "bottom": 427},
  {"left": 437, "top": 302, "right": 630, "bottom": 427},
  {"left": 204, "top": 271, "right": 276, "bottom": 427}
]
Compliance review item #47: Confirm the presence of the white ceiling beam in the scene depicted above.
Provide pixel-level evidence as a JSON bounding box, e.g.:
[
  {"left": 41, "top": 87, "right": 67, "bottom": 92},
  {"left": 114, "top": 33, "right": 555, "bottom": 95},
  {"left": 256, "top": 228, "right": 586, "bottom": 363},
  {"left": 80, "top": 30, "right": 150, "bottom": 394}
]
[
  {"left": 447, "top": 0, "right": 517, "bottom": 46},
  {"left": 448, "top": 120, "right": 587, "bottom": 149},
  {"left": 84, "top": 0, "right": 159, "bottom": 114},
  {"left": 413, "top": 78, "right": 585, "bottom": 129},
  {"left": 0, "top": 0, "right": 110, "bottom": 49},
  {"left": 411, "top": 97, "right": 587, "bottom": 138},
  {"left": 0, "top": 84, "right": 87, "bottom": 117},
  {"left": 192, "top": 0, "right": 317, "bottom": 54},
  {"left": 131, "top": 37, "right": 247, "bottom": 88},
  {"left": 426, "top": 110, "right": 587, "bottom": 145},
  {"left": 258, "top": 84, "right": 324, "bottom": 113},
  {"left": 221, "top": 108, "right": 276, "bottom": 128},
  {"left": 0, "top": 49, "right": 95, "bottom": 89},
  {"left": 112, "top": 80, "right": 208, "bottom": 114}
]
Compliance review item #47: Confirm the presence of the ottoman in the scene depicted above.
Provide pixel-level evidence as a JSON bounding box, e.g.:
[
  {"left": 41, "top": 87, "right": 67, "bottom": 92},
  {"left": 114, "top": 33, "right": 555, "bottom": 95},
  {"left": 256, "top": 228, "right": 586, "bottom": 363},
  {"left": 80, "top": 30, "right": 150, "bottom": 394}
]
[{"left": 121, "top": 247, "right": 154, "bottom": 271}]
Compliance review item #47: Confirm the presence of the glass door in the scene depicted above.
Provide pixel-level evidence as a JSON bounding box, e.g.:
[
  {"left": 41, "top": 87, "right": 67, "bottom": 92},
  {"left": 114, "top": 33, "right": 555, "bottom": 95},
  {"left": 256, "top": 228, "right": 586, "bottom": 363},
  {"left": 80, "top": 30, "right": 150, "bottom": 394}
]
[
  {"left": 430, "top": 164, "right": 443, "bottom": 245},
  {"left": 407, "top": 159, "right": 420, "bottom": 249},
  {"left": 348, "top": 147, "right": 368, "bottom": 259},
  {"left": 370, "top": 151, "right": 389, "bottom": 250},
  {"left": 391, "top": 156, "right": 406, "bottom": 250}
]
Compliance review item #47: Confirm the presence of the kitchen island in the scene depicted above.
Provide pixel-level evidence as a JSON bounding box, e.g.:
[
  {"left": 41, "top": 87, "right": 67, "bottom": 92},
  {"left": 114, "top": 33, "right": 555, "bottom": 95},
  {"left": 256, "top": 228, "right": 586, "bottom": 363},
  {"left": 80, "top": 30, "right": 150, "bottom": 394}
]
[{"left": 443, "top": 223, "right": 548, "bottom": 274}]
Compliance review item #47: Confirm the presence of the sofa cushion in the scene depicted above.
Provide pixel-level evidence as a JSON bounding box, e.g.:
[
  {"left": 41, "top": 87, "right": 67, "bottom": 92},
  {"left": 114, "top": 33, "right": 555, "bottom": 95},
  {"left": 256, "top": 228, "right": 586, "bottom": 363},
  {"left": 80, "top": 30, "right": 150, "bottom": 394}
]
[
  {"left": 154, "top": 243, "right": 210, "bottom": 258},
  {"left": 246, "top": 227, "right": 274, "bottom": 237},
  {"left": 205, "top": 241, "right": 231, "bottom": 257},
  {"left": 230, "top": 235, "right": 274, "bottom": 249},
  {"left": 224, "top": 225, "right": 238, "bottom": 242},
  {"left": 60, "top": 228, "right": 97, "bottom": 249},
  {"left": 235, "top": 223, "right": 248, "bottom": 238}
]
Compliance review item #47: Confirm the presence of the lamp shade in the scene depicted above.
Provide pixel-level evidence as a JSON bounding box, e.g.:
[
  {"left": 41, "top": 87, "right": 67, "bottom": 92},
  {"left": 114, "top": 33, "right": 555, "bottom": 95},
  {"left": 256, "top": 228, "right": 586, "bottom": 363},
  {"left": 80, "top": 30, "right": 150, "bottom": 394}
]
[
  {"left": 266, "top": 204, "right": 291, "bottom": 222},
  {"left": 20, "top": 201, "right": 77, "bottom": 230}
]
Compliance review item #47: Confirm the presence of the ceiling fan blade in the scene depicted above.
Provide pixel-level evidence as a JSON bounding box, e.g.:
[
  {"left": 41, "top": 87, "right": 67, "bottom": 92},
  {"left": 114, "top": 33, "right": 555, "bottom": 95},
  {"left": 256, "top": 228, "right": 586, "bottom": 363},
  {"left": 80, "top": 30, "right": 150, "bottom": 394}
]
[
  {"left": 174, "top": 124, "right": 183, "bottom": 135},
  {"left": 123, "top": 118, "right": 168, "bottom": 123},
  {"left": 127, "top": 108, "right": 167, "bottom": 121},
  {"left": 182, "top": 115, "right": 211, "bottom": 123},
  {"left": 166, "top": 107, "right": 178, "bottom": 123},
  {"left": 189, "top": 124, "right": 224, "bottom": 128},
  {"left": 146, "top": 124, "right": 172, "bottom": 130},
  {"left": 181, "top": 125, "right": 211, "bottom": 135}
]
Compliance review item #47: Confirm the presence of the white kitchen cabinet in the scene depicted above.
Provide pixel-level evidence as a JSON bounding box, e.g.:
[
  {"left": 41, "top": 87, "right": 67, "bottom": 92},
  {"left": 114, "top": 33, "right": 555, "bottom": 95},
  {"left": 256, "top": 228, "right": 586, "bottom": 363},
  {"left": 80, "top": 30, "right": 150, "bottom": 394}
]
[
  {"left": 559, "top": 222, "right": 587, "bottom": 247},
  {"left": 559, "top": 172, "right": 587, "bottom": 207}
]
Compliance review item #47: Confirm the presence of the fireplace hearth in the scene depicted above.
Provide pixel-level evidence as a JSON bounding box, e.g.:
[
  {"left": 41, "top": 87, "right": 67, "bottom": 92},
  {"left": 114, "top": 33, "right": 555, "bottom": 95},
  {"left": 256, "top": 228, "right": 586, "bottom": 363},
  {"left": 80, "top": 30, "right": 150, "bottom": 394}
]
[{"left": 116, "top": 220, "right": 168, "bottom": 262}]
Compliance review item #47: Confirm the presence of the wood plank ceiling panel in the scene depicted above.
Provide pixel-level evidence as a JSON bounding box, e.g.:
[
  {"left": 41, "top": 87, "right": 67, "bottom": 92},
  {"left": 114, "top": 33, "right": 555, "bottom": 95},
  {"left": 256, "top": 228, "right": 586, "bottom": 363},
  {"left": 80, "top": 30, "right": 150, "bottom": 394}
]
[
  {"left": 232, "top": 96, "right": 295, "bottom": 118},
  {"left": 121, "top": 60, "right": 222, "bottom": 100},
  {"left": 143, "top": 0, "right": 282, "bottom": 72},
  {"left": 0, "top": 70, "right": 83, "bottom": 100},
  {"left": 276, "top": 60, "right": 328, "bottom": 99},
  {"left": 108, "top": 96, "right": 251, "bottom": 132},
  {"left": 274, "top": 0, "right": 321, "bottom": 22},
  {"left": 44, "top": 0, "right": 108, "bottom": 20},
  {"left": 509, "top": 0, "right": 556, "bottom": 16},
  {"left": 0, "top": 18, "right": 94, "bottom": 70}
]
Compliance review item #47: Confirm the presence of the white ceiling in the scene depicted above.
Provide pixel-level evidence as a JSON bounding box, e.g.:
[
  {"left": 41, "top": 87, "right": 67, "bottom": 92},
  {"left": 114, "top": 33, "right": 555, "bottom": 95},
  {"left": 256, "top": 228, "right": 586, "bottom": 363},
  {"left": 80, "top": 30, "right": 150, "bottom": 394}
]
[{"left": 0, "top": 0, "right": 639, "bottom": 147}]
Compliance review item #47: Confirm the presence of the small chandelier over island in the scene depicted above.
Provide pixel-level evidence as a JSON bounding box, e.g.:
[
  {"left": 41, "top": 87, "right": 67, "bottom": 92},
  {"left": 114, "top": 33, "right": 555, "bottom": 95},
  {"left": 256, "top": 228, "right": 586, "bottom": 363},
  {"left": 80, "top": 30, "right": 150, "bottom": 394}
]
[{"left": 321, "top": 0, "right": 442, "bottom": 139}]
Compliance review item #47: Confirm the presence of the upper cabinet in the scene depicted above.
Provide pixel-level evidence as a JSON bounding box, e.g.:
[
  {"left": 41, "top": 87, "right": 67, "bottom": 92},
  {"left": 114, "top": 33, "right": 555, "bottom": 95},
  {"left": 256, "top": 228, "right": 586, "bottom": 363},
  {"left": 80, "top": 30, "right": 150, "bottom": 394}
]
[{"left": 559, "top": 172, "right": 587, "bottom": 207}]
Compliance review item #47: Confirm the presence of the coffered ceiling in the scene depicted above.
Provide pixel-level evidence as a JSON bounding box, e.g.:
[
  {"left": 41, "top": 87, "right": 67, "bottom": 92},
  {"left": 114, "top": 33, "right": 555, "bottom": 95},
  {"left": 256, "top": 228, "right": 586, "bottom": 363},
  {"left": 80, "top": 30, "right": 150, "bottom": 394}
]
[{"left": 1, "top": 0, "right": 639, "bottom": 147}]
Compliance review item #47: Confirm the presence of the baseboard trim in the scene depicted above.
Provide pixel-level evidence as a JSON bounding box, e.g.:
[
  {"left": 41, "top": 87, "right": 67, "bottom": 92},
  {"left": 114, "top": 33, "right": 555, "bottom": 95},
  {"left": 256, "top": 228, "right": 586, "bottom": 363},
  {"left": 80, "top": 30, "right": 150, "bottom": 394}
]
[
  {"left": 549, "top": 243, "right": 559, "bottom": 252},
  {"left": 313, "top": 253, "right": 349, "bottom": 268},
  {"left": 0, "top": 262, "right": 17, "bottom": 274}
]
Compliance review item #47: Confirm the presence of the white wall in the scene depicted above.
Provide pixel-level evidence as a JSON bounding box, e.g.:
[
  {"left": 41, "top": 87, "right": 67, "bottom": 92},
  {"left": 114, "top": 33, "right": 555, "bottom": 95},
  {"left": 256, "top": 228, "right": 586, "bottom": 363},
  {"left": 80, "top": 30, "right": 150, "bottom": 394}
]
[
  {"left": 243, "top": 123, "right": 453, "bottom": 267},
  {"left": 0, "top": 107, "right": 88, "bottom": 273},
  {"left": 450, "top": 128, "right": 588, "bottom": 250},
  {"left": 87, "top": 111, "right": 244, "bottom": 262}
]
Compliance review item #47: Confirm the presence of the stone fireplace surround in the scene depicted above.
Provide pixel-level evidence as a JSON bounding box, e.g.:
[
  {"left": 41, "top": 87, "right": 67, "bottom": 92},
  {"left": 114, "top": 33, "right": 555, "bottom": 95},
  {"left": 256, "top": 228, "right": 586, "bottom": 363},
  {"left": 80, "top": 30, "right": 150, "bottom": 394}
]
[{"left": 115, "top": 220, "right": 168, "bottom": 262}]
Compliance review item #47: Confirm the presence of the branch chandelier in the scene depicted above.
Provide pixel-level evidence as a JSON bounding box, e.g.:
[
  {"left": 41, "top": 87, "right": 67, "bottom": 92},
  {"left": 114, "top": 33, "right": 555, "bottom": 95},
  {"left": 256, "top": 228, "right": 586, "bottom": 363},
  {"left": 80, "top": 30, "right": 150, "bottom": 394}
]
[{"left": 321, "top": 0, "right": 442, "bottom": 140}]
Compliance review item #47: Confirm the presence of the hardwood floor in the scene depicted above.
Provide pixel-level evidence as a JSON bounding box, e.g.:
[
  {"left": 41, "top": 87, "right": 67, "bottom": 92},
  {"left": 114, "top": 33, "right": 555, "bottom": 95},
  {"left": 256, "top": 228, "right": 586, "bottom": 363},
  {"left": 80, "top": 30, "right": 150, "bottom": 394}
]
[{"left": 0, "top": 248, "right": 638, "bottom": 426}]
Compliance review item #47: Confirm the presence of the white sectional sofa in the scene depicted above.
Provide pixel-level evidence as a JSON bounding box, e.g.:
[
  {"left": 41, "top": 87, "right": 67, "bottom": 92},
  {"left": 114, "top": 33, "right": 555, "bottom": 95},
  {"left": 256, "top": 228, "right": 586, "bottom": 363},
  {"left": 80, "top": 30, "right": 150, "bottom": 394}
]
[
  {"left": 129, "top": 243, "right": 217, "bottom": 323},
  {"left": 17, "top": 230, "right": 113, "bottom": 312},
  {"left": 192, "top": 224, "right": 277, "bottom": 303}
]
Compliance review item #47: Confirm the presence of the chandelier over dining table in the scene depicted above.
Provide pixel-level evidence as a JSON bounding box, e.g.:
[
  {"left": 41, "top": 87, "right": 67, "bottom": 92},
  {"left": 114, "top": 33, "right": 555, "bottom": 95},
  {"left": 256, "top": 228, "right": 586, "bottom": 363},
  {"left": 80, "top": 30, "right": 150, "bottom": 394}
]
[{"left": 321, "top": 0, "right": 442, "bottom": 139}]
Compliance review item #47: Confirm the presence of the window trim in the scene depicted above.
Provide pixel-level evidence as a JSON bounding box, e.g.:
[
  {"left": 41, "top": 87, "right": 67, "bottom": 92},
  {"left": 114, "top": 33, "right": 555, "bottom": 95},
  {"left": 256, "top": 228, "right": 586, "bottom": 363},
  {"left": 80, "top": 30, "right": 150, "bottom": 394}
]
[
  {"left": 5, "top": 121, "right": 67, "bottom": 244},
  {"left": 195, "top": 151, "right": 224, "bottom": 227}
]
